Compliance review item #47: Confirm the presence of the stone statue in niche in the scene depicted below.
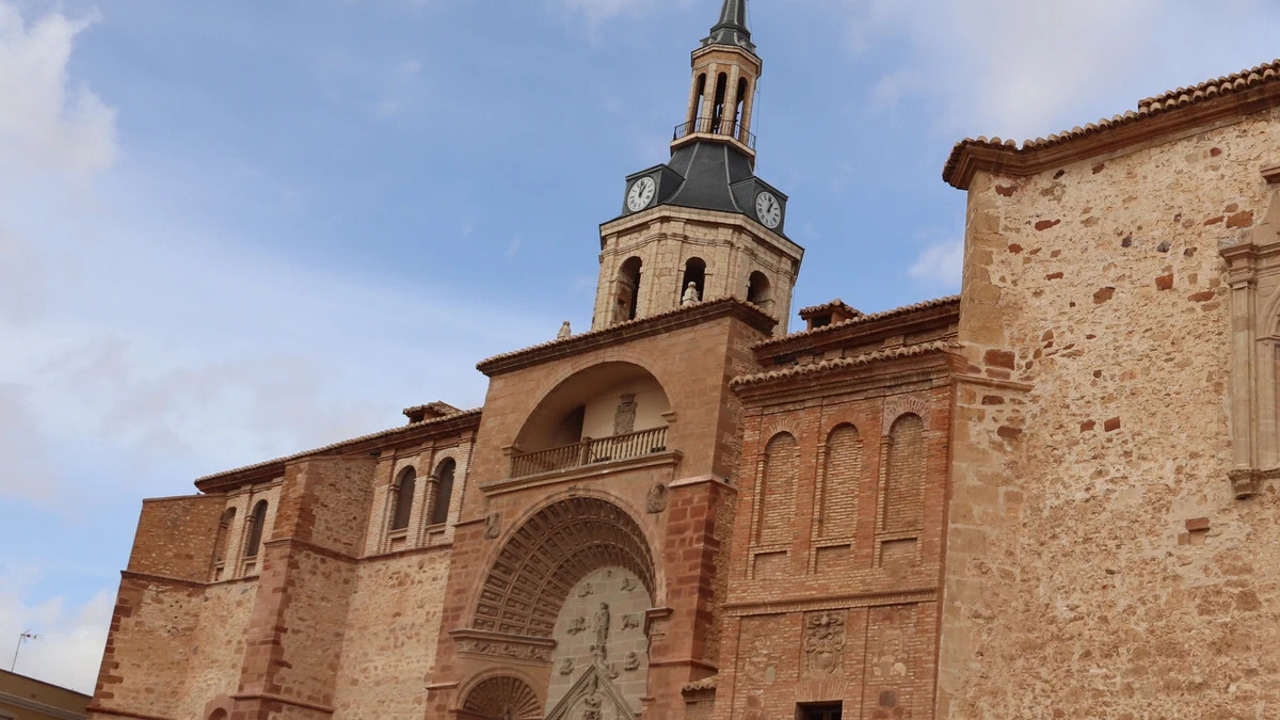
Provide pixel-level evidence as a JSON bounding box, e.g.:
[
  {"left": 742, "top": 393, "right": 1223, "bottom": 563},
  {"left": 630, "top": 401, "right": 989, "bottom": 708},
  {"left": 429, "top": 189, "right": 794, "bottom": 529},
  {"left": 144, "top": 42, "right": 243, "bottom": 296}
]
[
  {"left": 624, "top": 651, "right": 641, "bottom": 671},
  {"left": 557, "top": 320, "right": 572, "bottom": 339},
  {"left": 682, "top": 281, "right": 701, "bottom": 306},
  {"left": 485, "top": 512, "right": 501, "bottom": 539},
  {"left": 613, "top": 394, "right": 637, "bottom": 435},
  {"left": 621, "top": 577, "right": 636, "bottom": 592},
  {"left": 567, "top": 617, "right": 587, "bottom": 635},
  {"left": 622, "top": 614, "right": 641, "bottom": 631},
  {"left": 558, "top": 658, "right": 574, "bottom": 676},
  {"left": 591, "top": 602, "right": 611, "bottom": 663},
  {"left": 646, "top": 483, "right": 669, "bottom": 514},
  {"left": 802, "top": 611, "right": 847, "bottom": 678}
]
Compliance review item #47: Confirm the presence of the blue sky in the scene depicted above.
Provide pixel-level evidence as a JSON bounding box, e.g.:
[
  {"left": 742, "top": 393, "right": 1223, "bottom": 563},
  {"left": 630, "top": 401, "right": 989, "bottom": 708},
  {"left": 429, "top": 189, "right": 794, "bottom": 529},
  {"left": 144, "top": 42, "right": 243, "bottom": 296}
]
[{"left": 4, "top": 0, "right": 1280, "bottom": 693}]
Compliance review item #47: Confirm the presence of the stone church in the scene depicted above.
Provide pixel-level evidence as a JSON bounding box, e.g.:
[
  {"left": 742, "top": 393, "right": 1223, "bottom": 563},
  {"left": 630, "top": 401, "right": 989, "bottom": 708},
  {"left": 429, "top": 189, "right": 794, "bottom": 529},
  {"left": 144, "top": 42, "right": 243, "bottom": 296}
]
[{"left": 87, "top": 2, "right": 1280, "bottom": 719}]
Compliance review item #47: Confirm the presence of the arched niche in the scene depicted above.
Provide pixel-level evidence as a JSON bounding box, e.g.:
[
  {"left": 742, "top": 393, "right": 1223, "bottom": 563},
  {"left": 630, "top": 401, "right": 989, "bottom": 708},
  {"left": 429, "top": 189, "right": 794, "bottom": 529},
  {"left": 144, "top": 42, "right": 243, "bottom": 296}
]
[
  {"left": 514, "top": 362, "right": 672, "bottom": 454},
  {"left": 459, "top": 675, "right": 542, "bottom": 720},
  {"left": 472, "top": 496, "right": 657, "bottom": 639}
]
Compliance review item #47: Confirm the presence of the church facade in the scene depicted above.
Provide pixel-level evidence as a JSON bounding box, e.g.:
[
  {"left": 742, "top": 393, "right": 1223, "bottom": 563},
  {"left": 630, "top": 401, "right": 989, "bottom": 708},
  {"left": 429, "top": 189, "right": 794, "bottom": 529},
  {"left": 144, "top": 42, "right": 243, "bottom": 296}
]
[{"left": 87, "top": 3, "right": 1280, "bottom": 719}]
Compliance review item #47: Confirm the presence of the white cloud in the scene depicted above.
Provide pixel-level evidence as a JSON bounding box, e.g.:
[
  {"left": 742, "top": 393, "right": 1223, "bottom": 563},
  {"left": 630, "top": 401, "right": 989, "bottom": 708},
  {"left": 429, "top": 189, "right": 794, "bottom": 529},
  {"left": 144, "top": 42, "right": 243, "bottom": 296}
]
[
  {"left": 0, "top": 566, "right": 112, "bottom": 694},
  {"left": 908, "top": 237, "right": 963, "bottom": 291},
  {"left": 0, "top": 3, "right": 116, "bottom": 177}
]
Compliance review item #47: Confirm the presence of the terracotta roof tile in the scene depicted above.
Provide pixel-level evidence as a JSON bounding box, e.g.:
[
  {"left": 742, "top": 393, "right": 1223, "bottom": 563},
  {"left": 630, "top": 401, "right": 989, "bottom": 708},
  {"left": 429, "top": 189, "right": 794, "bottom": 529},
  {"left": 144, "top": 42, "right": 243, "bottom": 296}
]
[
  {"left": 755, "top": 295, "right": 960, "bottom": 349},
  {"left": 476, "top": 297, "right": 774, "bottom": 373},
  {"left": 944, "top": 58, "right": 1280, "bottom": 188},
  {"left": 194, "top": 407, "right": 482, "bottom": 485},
  {"left": 797, "top": 298, "right": 860, "bottom": 319},
  {"left": 732, "top": 339, "right": 959, "bottom": 389}
]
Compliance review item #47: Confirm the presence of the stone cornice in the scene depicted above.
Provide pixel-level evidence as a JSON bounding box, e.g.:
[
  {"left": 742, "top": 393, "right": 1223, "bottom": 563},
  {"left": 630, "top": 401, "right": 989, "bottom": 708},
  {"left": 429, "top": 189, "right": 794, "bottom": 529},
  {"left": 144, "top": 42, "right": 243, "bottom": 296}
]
[
  {"left": 476, "top": 298, "right": 776, "bottom": 377},
  {"left": 732, "top": 341, "right": 959, "bottom": 401},
  {"left": 599, "top": 205, "right": 803, "bottom": 260}
]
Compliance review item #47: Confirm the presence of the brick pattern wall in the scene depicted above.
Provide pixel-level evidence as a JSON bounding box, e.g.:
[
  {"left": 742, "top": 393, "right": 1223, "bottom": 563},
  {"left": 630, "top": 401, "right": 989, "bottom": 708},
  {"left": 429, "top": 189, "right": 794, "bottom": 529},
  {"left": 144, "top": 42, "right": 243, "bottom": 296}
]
[
  {"left": 755, "top": 433, "right": 798, "bottom": 548},
  {"left": 817, "top": 424, "right": 862, "bottom": 542},
  {"left": 882, "top": 414, "right": 924, "bottom": 535}
]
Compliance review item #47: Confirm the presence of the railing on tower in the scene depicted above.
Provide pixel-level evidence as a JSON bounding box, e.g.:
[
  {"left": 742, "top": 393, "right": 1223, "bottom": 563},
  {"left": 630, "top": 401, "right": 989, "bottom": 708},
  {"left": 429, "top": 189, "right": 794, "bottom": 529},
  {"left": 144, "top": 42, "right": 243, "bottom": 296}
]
[
  {"left": 672, "top": 116, "right": 757, "bottom": 150},
  {"left": 509, "top": 426, "right": 669, "bottom": 478}
]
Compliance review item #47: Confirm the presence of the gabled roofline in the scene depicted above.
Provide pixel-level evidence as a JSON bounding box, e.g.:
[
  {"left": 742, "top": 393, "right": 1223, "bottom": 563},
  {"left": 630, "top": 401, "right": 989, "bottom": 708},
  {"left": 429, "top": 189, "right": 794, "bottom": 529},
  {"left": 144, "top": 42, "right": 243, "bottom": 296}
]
[{"left": 944, "top": 59, "right": 1280, "bottom": 190}]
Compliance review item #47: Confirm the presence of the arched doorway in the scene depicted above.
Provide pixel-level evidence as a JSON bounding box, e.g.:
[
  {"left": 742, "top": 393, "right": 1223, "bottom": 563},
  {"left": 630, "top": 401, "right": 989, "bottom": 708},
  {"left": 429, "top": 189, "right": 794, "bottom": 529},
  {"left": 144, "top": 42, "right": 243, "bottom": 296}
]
[
  {"left": 472, "top": 497, "right": 656, "bottom": 720},
  {"left": 459, "top": 676, "right": 541, "bottom": 720}
]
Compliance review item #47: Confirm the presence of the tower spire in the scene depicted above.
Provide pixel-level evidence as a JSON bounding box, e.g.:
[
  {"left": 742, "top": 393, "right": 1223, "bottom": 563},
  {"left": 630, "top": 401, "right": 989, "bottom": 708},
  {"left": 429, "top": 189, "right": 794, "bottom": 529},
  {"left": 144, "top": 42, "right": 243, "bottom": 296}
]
[{"left": 703, "top": 0, "right": 754, "bottom": 53}]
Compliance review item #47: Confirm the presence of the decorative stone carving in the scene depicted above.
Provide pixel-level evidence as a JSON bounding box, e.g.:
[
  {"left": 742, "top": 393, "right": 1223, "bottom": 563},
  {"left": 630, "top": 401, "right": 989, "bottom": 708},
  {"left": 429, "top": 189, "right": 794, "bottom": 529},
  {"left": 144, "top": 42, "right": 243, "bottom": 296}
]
[
  {"left": 624, "top": 651, "right": 641, "bottom": 671},
  {"left": 461, "top": 676, "right": 541, "bottom": 720},
  {"left": 567, "top": 617, "right": 587, "bottom": 635},
  {"left": 485, "top": 512, "right": 501, "bottom": 539},
  {"left": 802, "top": 610, "right": 847, "bottom": 678},
  {"left": 614, "top": 394, "right": 637, "bottom": 435},
  {"left": 544, "top": 666, "right": 638, "bottom": 720},
  {"left": 557, "top": 320, "right": 572, "bottom": 339},
  {"left": 591, "top": 602, "right": 611, "bottom": 663},
  {"left": 558, "top": 658, "right": 575, "bottom": 675},
  {"left": 622, "top": 613, "right": 641, "bottom": 631},
  {"left": 578, "top": 582, "right": 594, "bottom": 598},
  {"left": 682, "top": 281, "right": 701, "bottom": 306},
  {"left": 621, "top": 577, "right": 637, "bottom": 592},
  {"left": 455, "top": 638, "right": 552, "bottom": 663},
  {"left": 646, "top": 483, "right": 669, "bottom": 513}
]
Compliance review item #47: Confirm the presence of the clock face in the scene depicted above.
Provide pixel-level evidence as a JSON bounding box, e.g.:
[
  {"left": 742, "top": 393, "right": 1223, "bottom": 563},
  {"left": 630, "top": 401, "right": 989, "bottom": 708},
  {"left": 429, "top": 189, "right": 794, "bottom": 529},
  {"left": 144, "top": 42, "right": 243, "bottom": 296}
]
[
  {"left": 755, "top": 191, "right": 782, "bottom": 229},
  {"left": 626, "top": 177, "right": 656, "bottom": 212}
]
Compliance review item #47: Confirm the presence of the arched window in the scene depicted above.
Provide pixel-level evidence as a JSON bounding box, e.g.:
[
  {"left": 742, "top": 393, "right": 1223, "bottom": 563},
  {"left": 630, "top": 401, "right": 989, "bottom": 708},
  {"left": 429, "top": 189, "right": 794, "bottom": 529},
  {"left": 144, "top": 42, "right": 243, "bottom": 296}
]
[
  {"left": 214, "top": 507, "right": 236, "bottom": 564},
  {"left": 747, "top": 271, "right": 772, "bottom": 307},
  {"left": 244, "top": 500, "right": 269, "bottom": 559},
  {"left": 390, "top": 467, "right": 416, "bottom": 532},
  {"left": 819, "top": 424, "right": 862, "bottom": 540},
  {"left": 711, "top": 72, "right": 729, "bottom": 133},
  {"left": 691, "top": 73, "right": 707, "bottom": 126},
  {"left": 883, "top": 414, "right": 925, "bottom": 533},
  {"left": 681, "top": 257, "right": 706, "bottom": 303},
  {"left": 430, "top": 458, "right": 456, "bottom": 526},
  {"left": 614, "top": 257, "right": 643, "bottom": 323},
  {"left": 756, "top": 433, "right": 798, "bottom": 546},
  {"left": 733, "top": 77, "right": 749, "bottom": 136}
]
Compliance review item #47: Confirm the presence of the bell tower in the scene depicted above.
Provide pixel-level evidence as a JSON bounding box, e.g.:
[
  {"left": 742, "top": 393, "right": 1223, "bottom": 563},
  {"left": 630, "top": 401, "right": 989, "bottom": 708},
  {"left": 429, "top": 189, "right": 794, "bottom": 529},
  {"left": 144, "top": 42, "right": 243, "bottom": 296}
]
[{"left": 592, "top": 0, "right": 803, "bottom": 334}]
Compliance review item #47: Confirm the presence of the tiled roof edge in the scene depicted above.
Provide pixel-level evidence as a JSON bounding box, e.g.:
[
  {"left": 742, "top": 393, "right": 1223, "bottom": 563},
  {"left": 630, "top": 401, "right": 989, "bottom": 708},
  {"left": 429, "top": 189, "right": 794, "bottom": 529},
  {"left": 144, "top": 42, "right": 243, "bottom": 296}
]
[
  {"left": 194, "top": 408, "right": 482, "bottom": 488},
  {"left": 944, "top": 58, "right": 1280, "bottom": 189},
  {"left": 755, "top": 295, "right": 960, "bottom": 349},
  {"left": 732, "top": 340, "right": 959, "bottom": 389}
]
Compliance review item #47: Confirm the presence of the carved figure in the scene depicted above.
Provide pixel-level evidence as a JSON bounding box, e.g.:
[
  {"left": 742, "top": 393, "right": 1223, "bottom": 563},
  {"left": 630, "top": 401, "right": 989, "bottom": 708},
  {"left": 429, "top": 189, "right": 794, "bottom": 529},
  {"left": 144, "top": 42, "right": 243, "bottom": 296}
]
[
  {"left": 682, "top": 281, "right": 701, "bottom": 305},
  {"left": 613, "top": 394, "right": 637, "bottom": 435},
  {"left": 567, "top": 617, "right": 587, "bottom": 635},
  {"left": 578, "top": 582, "right": 594, "bottom": 598},
  {"left": 558, "top": 320, "right": 572, "bottom": 339},
  {"left": 582, "top": 676, "right": 603, "bottom": 720},
  {"left": 558, "top": 657, "right": 574, "bottom": 675},
  {"left": 622, "top": 614, "right": 641, "bottom": 631},
  {"left": 646, "top": 483, "right": 669, "bottom": 513},
  {"left": 591, "top": 602, "right": 610, "bottom": 663},
  {"left": 624, "top": 651, "right": 641, "bottom": 671},
  {"left": 802, "top": 611, "right": 847, "bottom": 677},
  {"left": 485, "top": 512, "right": 501, "bottom": 539},
  {"left": 621, "top": 577, "right": 636, "bottom": 592}
]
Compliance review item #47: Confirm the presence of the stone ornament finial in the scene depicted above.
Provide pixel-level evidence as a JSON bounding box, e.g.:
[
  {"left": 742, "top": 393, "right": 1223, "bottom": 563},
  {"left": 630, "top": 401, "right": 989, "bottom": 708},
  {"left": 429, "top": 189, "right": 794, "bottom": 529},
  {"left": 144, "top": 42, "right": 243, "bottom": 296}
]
[{"left": 558, "top": 321, "right": 572, "bottom": 339}]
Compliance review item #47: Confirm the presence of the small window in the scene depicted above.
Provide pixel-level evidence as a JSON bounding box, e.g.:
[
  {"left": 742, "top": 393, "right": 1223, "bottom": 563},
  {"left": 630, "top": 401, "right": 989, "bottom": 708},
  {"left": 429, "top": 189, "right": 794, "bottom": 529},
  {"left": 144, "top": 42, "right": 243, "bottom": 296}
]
[
  {"left": 799, "top": 704, "right": 842, "bottom": 720},
  {"left": 430, "top": 459, "right": 456, "bottom": 526},
  {"left": 747, "top": 271, "right": 772, "bottom": 306},
  {"left": 614, "top": 257, "right": 643, "bottom": 323},
  {"left": 390, "top": 467, "right": 416, "bottom": 531},
  {"left": 244, "top": 500, "right": 268, "bottom": 558},
  {"left": 711, "top": 72, "right": 728, "bottom": 133}
]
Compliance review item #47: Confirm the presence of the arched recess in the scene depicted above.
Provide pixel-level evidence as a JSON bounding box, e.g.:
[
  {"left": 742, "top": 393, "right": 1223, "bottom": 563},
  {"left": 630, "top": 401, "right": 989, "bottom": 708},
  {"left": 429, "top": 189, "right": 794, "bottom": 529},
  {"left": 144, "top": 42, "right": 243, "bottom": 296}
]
[
  {"left": 390, "top": 467, "right": 416, "bottom": 532},
  {"left": 429, "top": 458, "right": 456, "bottom": 526},
  {"left": 681, "top": 257, "right": 707, "bottom": 303},
  {"left": 755, "top": 432, "right": 798, "bottom": 546},
  {"left": 747, "top": 271, "right": 772, "bottom": 307},
  {"left": 613, "top": 257, "right": 643, "bottom": 323},
  {"left": 818, "top": 423, "right": 862, "bottom": 541},
  {"left": 513, "top": 362, "right": 672, "bottom": 457},
  {"left": 460, "top": 675, "right": 542, "bottom": 720},
  {"left": 472, "top": 496, "right": 657, "bottom": 638},
  {"left": 883, "top": 414, "right": 925, "bottom": 533}
]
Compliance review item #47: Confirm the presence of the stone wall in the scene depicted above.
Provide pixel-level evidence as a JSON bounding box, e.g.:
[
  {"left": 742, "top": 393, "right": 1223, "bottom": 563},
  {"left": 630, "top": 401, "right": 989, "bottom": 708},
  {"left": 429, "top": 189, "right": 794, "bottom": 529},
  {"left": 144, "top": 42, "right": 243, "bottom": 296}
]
[
  {"left": 177, "top": 580, "right": 257, "bottom": 720},
  {"left": 941, "top": 109, "right": 1280, "bottom": 718}
]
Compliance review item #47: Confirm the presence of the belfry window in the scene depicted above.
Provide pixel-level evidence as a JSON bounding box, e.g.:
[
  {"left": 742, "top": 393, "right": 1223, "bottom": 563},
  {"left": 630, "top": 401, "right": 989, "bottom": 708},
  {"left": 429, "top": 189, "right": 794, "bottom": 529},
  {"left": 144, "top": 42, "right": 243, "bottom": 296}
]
[
  {"left": 691, "top": 73, "right": 707, "bottom": 127},
  {"left": 711, "top": 72, "right": 728, "bottom": 133},
  {"left": 390, "top": 467, "right": 415, "bottom": 532},
  {"left": 681, "top": 257, "right": 706, "bottom": 303},
  {"left": 429, "top": 458, "right": 455, "bottom": 526},
  {"left": 733, "top": 78, "right": 749, "bottom": 134},
  {"left": 614, "top": 257, "right": 643, "bottom": 323},
  {"left": 747, "top": 271, "right": 772, "bottom": 307}
]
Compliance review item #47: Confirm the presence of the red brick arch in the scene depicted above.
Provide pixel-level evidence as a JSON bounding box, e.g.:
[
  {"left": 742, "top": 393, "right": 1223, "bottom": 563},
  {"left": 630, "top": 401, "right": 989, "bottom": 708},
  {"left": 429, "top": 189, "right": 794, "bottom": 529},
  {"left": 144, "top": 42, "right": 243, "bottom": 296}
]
[{"left": 471, "top": 496, "right": 656, "bottom": 638}]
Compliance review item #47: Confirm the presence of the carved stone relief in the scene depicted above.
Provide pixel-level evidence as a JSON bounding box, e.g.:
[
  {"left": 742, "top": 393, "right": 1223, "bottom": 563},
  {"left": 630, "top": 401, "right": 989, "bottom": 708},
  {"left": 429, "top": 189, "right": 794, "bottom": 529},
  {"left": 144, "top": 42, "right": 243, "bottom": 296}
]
[
  {"left": 646, "top": 483, "right": 669, "bottom": 513},
  {"left": 485, "top": 512, "right": 501, "bottom": 539},
  {"left": 614, "top": 394, "right": 638, "bottom": 435},
  {"left": 802, "top": 610, "right": 847, "bottom": 678}
]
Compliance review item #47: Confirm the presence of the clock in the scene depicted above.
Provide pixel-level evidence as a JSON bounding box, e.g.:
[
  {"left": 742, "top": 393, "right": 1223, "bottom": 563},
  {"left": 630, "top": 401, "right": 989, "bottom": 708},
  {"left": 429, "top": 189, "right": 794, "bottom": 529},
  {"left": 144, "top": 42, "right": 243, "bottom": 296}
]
[
  {"left": 626, "top": 177, "right": 656, "bottom": 212},
  {"left": 755, "top": 191, "right": 782, "bottom": 229}
]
